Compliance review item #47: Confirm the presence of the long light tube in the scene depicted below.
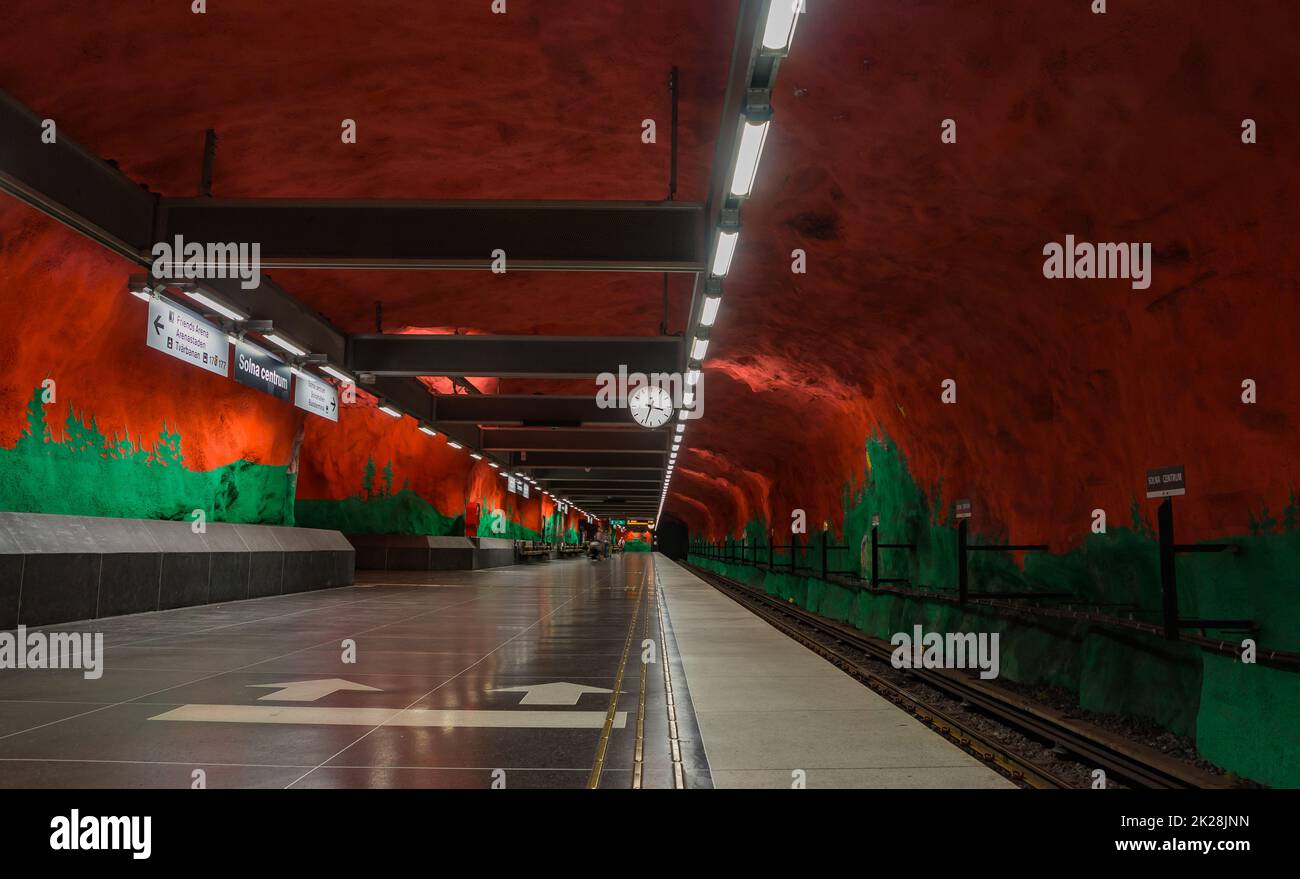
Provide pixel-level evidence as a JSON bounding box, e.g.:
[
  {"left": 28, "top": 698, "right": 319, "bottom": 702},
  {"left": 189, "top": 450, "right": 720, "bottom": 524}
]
[
  {"left": 729, "top": 120, "right": 771, "bottom": 198},
  {"left": 700, "top": 296, "right": 722, "bottom": 327},
  {"left": 264, "top": 333, "right": 308, "bottom": 357},
  {"left": 184, "top": 289, "right": 247, "bottom": 321},
  {"left": 320, "top": 365, "right": 354, "bottom": 384},
  {"left": 711, "top": 230, "right": 739, "bottom": 277},
  {"left": 762, "top": 0, "right": 802, "bottom": 52}
]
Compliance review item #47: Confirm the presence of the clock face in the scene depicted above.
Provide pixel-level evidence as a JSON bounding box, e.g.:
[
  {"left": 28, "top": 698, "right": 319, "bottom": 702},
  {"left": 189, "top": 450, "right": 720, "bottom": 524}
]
[{"left": 629, "top": 385, "right": 673, "bottom": 428}]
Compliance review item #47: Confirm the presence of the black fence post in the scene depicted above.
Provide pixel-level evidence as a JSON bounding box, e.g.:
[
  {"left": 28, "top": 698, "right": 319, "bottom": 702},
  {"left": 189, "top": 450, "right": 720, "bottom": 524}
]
[
  {"left": 1158, "top": 497, "right": 1179, "bottom": 640},
  {"left": 821, "top": 528, "right": 829, "bottom": 577},
  {"left": 790, "top": 533, "right": 799, "bottom": 574},
  {"left": 957, "top": 518, "right": 969, "bottom": 603},
  {"left": 768, "top": 532, "right": 774, "bottom": 569}
]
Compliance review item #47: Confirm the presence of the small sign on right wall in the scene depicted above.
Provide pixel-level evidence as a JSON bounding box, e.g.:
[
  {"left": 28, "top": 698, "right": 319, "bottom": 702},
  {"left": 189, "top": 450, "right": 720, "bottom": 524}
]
[{"left": 1145, "top": 465, "right": 1186, "bottom": 499}]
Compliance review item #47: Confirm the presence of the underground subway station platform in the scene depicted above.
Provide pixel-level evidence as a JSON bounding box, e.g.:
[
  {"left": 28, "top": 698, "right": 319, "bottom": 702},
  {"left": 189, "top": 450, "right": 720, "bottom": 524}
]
[{"left": 0, "top": 0, "right": 1295, "bottom": 864}]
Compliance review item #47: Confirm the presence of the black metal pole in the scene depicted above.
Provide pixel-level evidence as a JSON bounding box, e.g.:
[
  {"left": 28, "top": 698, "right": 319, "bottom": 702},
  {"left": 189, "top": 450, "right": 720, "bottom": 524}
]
[
  {"left": 791, "top": 533, "right": 798, "bottom": 573},
  {"left": 1158, "top": 498, "right": 1179, "bottom": 640},
  {"left": 957, "top": 519, "right": 969, "bottom": 603},
  {"left": 768, "top": 532, "right": 774, "bottom": 569},
  {"left": 821, "top": 528, "right": 828, "bottom": 577}
]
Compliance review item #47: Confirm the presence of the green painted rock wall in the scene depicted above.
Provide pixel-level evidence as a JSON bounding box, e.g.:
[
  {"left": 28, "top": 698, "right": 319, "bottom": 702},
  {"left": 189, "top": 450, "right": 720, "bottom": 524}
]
[{"left": 690, "top": 433, "right": 1300, "bottom": 788}]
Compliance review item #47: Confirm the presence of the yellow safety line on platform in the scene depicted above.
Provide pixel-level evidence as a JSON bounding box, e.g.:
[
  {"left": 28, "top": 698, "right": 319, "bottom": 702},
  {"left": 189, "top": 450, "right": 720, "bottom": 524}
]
[
  {"left": 587, "top": 575, "right": 645, "bottom": 789},
  {"left": 655, "top": 567, "right": 685, "bottom": 789},
  {"left": 632, "top": 573, "right": 652, "bottom": 789}
]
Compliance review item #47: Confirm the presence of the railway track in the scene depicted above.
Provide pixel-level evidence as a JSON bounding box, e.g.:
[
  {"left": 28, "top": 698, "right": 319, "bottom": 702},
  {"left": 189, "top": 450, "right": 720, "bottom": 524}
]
[{"left": 686, "top": 563, "right": 1227, "bottom": 790}]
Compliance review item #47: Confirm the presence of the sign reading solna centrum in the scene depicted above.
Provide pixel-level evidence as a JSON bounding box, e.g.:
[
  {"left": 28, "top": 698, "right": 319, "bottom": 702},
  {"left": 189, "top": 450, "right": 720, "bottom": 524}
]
[
  {"left": 233, "top": 339, "right": 291, "bottom": 400},
  {"left": 1145, "top": 465, "right": 1186, "bottom": 499},
  {"left": 146, "top": 298, "right": 229, "bottom": 377}
]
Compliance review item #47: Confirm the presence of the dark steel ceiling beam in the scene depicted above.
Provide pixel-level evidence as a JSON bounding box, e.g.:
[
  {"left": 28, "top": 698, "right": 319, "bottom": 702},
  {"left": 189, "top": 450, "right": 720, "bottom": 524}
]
[
  {"left": 155, "top": 198, "right": 707, "bottom": 272},
  {"left": 349, "top": 335, "right": 681, "bottom": 379}
]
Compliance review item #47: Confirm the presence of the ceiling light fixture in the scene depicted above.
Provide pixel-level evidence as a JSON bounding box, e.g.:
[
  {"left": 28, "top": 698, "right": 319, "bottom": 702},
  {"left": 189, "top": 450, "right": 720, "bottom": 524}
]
[
  {"left": 320, "top": 365, "right": 354, "bottom": 384},
  {"left": 700, "top": 296, "right": 722, "bottom": 327},
  {"left": 264, "top": 333, "right": 308, "bottom": 357},
  {"left": 762, "top": 0, "right": 803, "bottom": 53},
  {"left": 711, "top": 229, "right": 739, "bottom": 277},
  {"left": 729, "top": 119, "right": 771, "bottom": 198},
  {"left": 184, "top": 289, "right": 247, "bottom": 322}
]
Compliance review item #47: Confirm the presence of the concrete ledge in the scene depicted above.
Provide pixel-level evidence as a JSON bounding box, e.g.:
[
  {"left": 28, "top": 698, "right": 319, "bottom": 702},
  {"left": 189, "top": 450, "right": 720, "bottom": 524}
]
[
  {"left": 347, "top": 533, "right": 526, "bottom": 571},
  {"left": 0, "top": 512, "right": 354, "bottom": 628}
]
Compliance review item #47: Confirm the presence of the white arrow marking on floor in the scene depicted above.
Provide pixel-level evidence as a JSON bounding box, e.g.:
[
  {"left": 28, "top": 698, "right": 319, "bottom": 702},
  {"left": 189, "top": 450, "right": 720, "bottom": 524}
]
[
  {"left": 149, "top": 705, "right": 625, "bottom": 729},
  {"left": 248, "top": 679, "right": 382, "bottom": 702},
  {"left": 489, "top": 681, "right": 615, "bottom": 705}
]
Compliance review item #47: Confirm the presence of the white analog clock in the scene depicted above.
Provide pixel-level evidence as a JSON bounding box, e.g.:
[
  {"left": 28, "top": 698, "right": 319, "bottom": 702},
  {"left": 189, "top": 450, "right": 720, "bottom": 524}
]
[{"left": 628, "top": 385, "right": 673, "bottom": 428}]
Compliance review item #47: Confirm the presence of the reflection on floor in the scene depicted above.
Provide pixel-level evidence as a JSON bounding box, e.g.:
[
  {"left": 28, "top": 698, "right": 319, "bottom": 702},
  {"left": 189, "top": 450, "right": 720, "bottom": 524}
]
[{"left": 0, "top": 553, "right": 1010, "bottom": 789}]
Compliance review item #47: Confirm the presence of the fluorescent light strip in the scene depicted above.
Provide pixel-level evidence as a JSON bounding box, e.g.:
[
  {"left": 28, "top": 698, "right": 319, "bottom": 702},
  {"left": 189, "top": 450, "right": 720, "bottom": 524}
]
[
  {"left": 686, "top": 369, "right": 701, "bottom": 386},
  {"left": 762, "top": 0, "right": 802, "bottom": 51},
  {"left": 129, "top": 288, "right": 152, "bottom": 302},
  {"left": 729, "top": 120, "right": 771, "bottom": 198},
  {"left": 418, "top": 425, "right": 438, "bottom": 437},
  {"left": 700, "top": 296, "right": 722, "bottom": 327},
  {"left": 447, "top": 441, "right": 464, "bottom": 450},
  {"left": 320, "top": 365, "right": 354, "bottom": 384},
  {"left": 691, "top": 338, "right": 709, "bottom": 360},
  {"left": 711, "top": 230, "right": 739, "bottom": 277},
  {"left": 378, "top": 405, "right": 402, "bottom": 418},
  {"left": 184, "top": 289, "right": 247, "bottom": 321},
  {"left": 470, "top": 453, "right": 483, "bottom": 460},
  {"left": 264, "top": 333, "right": 308, "bottom": 357}
]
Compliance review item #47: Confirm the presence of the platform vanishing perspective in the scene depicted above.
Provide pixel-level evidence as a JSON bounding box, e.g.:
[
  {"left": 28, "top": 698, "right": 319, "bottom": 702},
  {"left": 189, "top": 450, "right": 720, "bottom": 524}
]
[{"left": 0, "top": 554, "right": 1010, "bottom": 789}]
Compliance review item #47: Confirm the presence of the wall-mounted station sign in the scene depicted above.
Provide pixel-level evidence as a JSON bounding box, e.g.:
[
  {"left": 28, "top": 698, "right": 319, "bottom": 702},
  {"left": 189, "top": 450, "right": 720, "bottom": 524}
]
[
  {"left": 1145, "top": 465, "right": 1186, "bottom": 499},
  {"left": 954, "top": 499, "right": 972, "bottom": 520},
  {"left": 233, "top": 338, "right": 291, "bottom": 400},
  {"left": 146, "top": 298, "right": 228, "bottom": 377},
  {"left": 293, "top": 370, "right": 338, "bottom": 422}
]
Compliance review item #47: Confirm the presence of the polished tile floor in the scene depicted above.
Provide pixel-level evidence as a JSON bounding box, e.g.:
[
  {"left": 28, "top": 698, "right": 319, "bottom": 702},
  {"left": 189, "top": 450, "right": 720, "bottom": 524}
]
[
  {"left": 0, "top": 554, "right": 1012, "bottom": 789},
  {"left": 0, "top": 554, "right": 706, "bottom": 788}
]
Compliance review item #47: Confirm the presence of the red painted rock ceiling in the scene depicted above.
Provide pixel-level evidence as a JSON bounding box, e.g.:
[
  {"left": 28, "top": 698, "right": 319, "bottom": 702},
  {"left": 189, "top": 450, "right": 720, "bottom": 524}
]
[{"left": 3, "top": 1, "right": 1297, "bottom": 545}]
